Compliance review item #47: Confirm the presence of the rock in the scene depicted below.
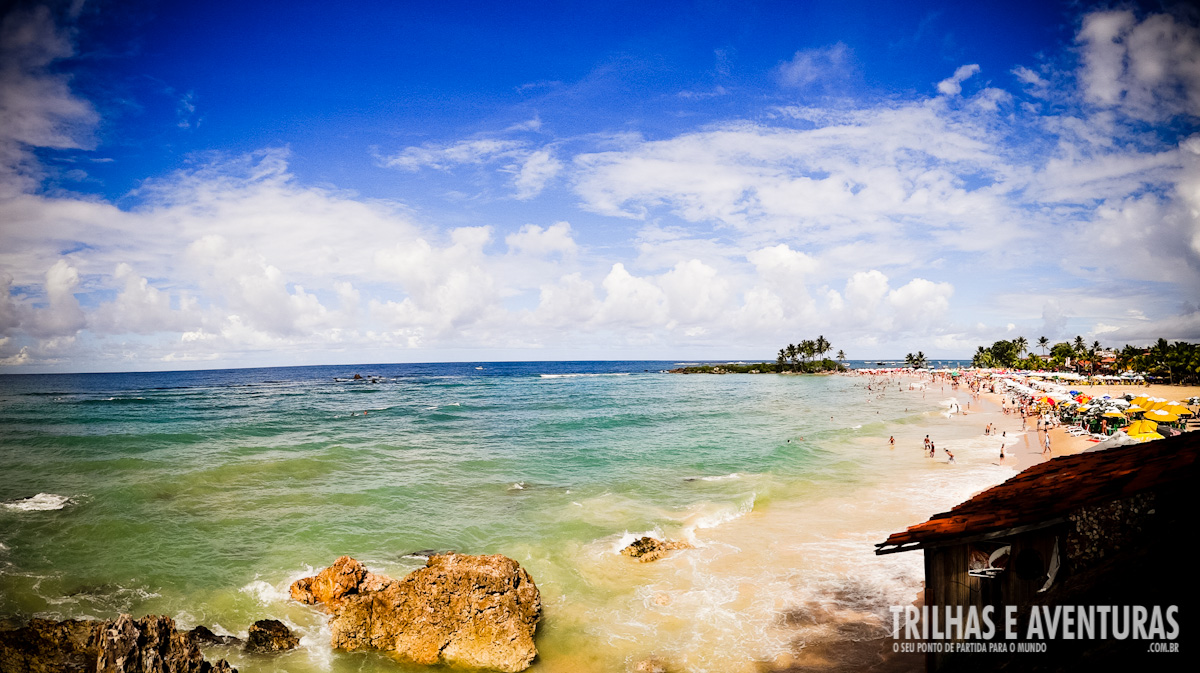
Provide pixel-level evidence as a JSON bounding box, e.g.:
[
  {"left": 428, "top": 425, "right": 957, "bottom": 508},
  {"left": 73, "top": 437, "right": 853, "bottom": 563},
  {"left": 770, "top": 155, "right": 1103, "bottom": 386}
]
[
  {"left": 244, "top": 620, "right": 298, "bottom": 653},
  {"left": 0, "top": 614, "right": 235, "bottom": 673},
  {"left": 292, "top": 553, "right": 540, "bottom": 672},
  {"left": 620, "top": 537, "right": 694, "bottom": 563},
  {"left": 633, "top": 657, "right": 669, "bottom": 673},
  {"left": 187, "top": 625, "right": 242, "bottom": 647},
  {"left": 289, "top": 555, "right": 370, "bottom": 612}
]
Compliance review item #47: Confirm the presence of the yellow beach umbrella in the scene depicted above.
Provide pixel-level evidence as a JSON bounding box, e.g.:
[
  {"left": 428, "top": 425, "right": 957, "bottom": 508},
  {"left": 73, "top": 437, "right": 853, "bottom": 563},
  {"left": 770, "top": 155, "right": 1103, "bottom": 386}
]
[
  {"left": 1144, "top": 410, "right": 1179, "bottom": 423},
  {"left": 1165, "top": 404, "right": 1194, "bottom": 417},
  {"left": 1125, "top": 405, "right": 1146, "bottom": 413},
  {"left": 1127, "top": 419, "right": 1158, "bottom": 435},
  {"left": 1130, "top": 397, "right": 1150, "bottom": 408},
  {"left": 1102, "top": 411, "right": 1125, "bottom": 419}
]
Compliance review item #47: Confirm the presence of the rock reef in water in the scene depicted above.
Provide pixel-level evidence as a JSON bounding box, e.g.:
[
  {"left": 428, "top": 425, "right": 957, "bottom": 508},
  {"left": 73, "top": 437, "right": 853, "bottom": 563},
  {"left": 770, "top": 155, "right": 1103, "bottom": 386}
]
[
  {"left": 291, "top": 554, "right": 541, "bottom": 672},
  {"left": 620, "top": 537, "right": 694, "bottom": 563},
  {"left": 0, "top": 614, "right": 236, "bottom": 673},
  {"left": 244, "top": 620, "right": 299, "bottom": 653}
]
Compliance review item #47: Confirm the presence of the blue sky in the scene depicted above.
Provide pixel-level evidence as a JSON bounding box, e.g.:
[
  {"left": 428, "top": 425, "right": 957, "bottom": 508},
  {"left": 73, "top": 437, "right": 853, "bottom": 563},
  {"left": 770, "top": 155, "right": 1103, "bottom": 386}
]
[{"left": 2, "top": 0, "right": 1199, "bottom": 372}]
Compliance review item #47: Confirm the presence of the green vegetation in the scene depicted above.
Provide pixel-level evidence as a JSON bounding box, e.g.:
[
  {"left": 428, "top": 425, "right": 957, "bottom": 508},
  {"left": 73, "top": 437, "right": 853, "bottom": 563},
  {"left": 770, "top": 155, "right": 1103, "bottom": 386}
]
[
  {"left": 773, "top": 335, "right": 844, "bottom": 373},
  {"left": 672, "top": 335, "right": 846, "bottom": 374},
  {"left": 970, "top": 336, "right": 1200, "bottom": 384},
  {"left": 904, "top": 352, "right": 928, "bottom": 369}
]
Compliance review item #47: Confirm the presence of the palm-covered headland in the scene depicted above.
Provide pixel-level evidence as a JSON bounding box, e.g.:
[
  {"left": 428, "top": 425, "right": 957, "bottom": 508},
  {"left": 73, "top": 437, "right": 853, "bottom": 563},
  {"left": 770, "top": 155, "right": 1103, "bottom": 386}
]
[{"left": 669, "top": 336, "right": 847, "bottom": 374}]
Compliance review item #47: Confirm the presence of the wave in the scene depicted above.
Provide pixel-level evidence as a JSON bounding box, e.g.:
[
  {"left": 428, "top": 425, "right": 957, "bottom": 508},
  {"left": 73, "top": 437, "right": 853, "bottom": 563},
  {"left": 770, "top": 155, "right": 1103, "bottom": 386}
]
[
  {"left": 539, "top": 373, "right": 631, "bottom": 379},
  {"left": 684, "top": 472, "right": 742, "bottom": 482},
  {"left": 3, "top": 493, "right": 73, "bottom": 511}
]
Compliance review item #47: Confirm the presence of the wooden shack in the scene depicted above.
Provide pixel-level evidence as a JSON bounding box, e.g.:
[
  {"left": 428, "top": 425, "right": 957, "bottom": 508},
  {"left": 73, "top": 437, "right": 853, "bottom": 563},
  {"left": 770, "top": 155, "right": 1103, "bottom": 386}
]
[{"left": 876, "top": 431, "right": 1199, "bottom": 671}]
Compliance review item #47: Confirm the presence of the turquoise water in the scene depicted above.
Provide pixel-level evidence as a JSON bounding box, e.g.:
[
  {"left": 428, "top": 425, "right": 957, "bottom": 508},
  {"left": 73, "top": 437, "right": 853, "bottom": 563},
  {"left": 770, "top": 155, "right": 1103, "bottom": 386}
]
[{"left": 0, "top": 361, "right": 1009, "bottom": 672}]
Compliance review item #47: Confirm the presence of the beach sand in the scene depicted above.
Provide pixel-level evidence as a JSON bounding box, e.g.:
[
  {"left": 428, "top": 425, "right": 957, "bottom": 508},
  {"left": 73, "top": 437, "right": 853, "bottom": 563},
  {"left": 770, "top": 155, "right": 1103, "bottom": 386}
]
[{"left": 762, "top": 375, "right": 1200, "bottom": 673}]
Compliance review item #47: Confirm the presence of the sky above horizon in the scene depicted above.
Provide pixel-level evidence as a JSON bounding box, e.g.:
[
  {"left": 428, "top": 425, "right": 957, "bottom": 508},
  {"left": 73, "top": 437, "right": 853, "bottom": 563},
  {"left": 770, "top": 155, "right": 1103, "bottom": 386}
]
[{"left": 2, "top": 0, "right": 1200, "bottom": 373}]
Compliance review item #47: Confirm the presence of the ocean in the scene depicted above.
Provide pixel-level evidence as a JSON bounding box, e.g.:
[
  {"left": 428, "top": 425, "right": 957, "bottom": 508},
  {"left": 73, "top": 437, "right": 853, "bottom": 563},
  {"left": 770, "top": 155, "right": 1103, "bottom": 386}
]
[{"left": 0, "top": 360, "right": 1011, "bottom": 672}]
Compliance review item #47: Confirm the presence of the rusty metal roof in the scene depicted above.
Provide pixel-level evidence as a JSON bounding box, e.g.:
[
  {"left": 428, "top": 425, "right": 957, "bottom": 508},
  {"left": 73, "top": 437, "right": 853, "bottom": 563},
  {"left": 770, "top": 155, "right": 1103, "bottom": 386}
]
[{"left": 875, "top": 431, "right": 1199, "bottom": 554}]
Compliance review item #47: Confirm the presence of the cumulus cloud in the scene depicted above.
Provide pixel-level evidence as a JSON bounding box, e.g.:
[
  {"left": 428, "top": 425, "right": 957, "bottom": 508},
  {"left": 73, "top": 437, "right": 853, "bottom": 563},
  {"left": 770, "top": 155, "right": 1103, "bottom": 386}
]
[
  {"left": 937, "top": 64, "right": 981, "bottom": 96},
  {"left": 505, "top": 221, "right": 577, "bottom": 257},
  {"left": 3, "top": 7, "right": 1200, "bottom": 368},
  {"left": 1077, "top": 10, "right": 1200, "bottom": 121}
]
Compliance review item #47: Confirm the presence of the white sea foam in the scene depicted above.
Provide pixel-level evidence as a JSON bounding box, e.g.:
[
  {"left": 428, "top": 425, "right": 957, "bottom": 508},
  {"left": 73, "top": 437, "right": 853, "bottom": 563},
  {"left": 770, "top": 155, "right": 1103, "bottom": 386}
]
[
  {"left": 608, "top": 528, "right": 667, "bottom": 555},
  {"left": 3, "top": 493, "right": 72, "bottom": 511},
  {"left": 699, "top": 472, "right": 740, "bottom": 482},
  {"left": 681, "top": 495, "right": 756, "bottom": 544},
  {"left": 539, "top": 373, "right": 631, "bottom": 378},
  {"left": 508, "top": 482, "right": 526, "bottom": 491},
  {"left": 239, "top": 565, "right": 315, "bottom": 605}
]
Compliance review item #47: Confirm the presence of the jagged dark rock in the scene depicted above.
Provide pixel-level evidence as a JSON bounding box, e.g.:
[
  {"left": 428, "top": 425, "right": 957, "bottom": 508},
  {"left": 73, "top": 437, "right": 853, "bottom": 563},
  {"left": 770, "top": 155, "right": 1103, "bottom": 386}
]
[
  {"left": 187, "top": 626, "right": 241, "bottom": 647},
  {"left": 0, "top": 614, "right": 235, "bottom": 672},
  {"left": 244, "top": 620, "right": 298, "bottom": 653},
  {"left": 291, "top": 554, "right": 540, "bottom": 672}
]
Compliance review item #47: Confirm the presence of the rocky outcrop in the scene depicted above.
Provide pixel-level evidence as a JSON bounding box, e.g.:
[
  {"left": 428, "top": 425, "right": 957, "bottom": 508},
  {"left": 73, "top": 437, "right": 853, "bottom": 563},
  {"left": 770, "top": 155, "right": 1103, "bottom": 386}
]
[
  {"left": 0, "top": 614, "right": 235, "bottom": 673},
  {"left": 620, "top": 537, "right": 694, "bottom": 563},
  {"left": 244, "top": 620, "right": 298, "bottom": 653},
  {"left": 186, "top": 626, "right": 241, "bottom": 648},
  {"left": 291, "top": 554, "right": 541, "bottom": 672}
]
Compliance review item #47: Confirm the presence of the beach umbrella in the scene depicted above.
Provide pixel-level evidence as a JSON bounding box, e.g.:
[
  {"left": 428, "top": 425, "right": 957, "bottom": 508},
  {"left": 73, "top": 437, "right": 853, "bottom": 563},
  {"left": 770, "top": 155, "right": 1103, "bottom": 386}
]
[
  {"left": 1126, "top": 419, "right": 1158, "bottom": 435},
  {"left": 1102, "top": 411, "right": 1125, "bottom": 419},
  {"left": 1144, "top": 410, "right": 1179, "bottom": 423},
  {"left": 1125, "top": 405, "right": 1145, "bottom": 413},
  {"left": 1165, "top": 404, "right": 1194, "bottom": 417}
]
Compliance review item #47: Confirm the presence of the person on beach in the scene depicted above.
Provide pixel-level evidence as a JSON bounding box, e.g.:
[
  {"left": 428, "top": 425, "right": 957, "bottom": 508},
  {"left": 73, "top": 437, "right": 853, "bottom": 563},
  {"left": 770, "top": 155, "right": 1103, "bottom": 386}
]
[
  {"left": 1000, "top": 444, "right": 1005, "bottom": 460},
  {"left": 1043, "top": 434, "right": 1051, "bottom": 454},
  {"left": 945, "top": 448, "right": 955, "bottom": 463},
  {"left": 889, "top": 436, "right": 895, "bottom": 448}
]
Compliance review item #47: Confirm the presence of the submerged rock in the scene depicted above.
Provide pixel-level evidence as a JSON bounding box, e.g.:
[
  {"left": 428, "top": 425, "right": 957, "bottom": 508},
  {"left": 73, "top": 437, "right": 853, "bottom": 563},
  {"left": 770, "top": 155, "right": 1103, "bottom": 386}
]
[
  {"left": 292, "top": 553, "right": 541, "bottom": 672},
  {"left": 0, "top": 614, "right": 235, "bottom": 672},
  {"left": 620, "top": 537, "right": 694, "bottom": 563},
  {"left": 244, "top": 619, "right": 298, "bottom": 653},
  {"left": 187, "top": 625, "right": 242, "bottom": 647}
]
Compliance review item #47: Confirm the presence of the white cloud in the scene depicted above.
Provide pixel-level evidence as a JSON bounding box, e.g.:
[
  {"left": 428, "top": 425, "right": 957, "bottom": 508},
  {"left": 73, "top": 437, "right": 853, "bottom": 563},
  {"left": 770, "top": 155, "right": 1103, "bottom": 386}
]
[
  {"left": 1077, "top": 10, "right": 1200, "bottom": 121},
  {"left": 937, "top": 64, "right": 981, "bottom": 96},
  {"left": 776, "top": 43, "right": 851, "bottom": 88},
  {"left": 381, "top": 139, "right": 523, "bottom": 171},
  {"left": 512, "top": 149, "right": 562, "bottom": 199},
  {"left": 505, "top": 221, "right": 577, "bottom": 257},
  {"left": 0, "top": 4, "right": 98, "bottom": 195}
]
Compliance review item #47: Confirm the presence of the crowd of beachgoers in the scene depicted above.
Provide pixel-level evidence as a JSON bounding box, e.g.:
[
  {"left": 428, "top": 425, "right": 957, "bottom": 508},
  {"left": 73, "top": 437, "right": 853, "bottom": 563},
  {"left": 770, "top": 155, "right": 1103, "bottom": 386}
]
[{"left": 849, "top": 366, "right": 1199, "bottom": 470}]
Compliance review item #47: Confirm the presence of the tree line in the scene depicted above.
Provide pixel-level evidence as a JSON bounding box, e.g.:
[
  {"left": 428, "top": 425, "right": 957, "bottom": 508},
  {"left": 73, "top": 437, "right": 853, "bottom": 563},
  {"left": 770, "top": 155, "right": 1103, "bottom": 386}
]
[
  {"left": 775, "top": 336, "right": 846, "bottom": 373},
  {"left": 970, "top": 336, "right": 1200, "bottom": 384}
]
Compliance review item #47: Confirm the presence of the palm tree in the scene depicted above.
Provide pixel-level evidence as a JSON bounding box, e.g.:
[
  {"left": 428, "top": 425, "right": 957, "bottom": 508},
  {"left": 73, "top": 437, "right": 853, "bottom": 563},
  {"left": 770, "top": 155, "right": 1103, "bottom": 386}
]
[
  {"left": 1073, "top": 335, "right": 1086, "bottom": 354},
  {"left": 815, "top": 335, "right": 830, "bottom": 360},
  {"left": 1038, "top": 336, "right": 1050, "bottom": 356},
  {"left": 786, "top": 344, "right": 798, "bottom": 371},
  {"left": 836, "top": 349, "right": 845, "bottom": 362},
  {"left": 914, "top": 351, "right": 927, "bottom": 369},
  {"left": 776, "top": 348, "right": 787, "bottom": 372},
  {"left": 1014, "top": 336, "right": 1028, "bottom": 359}
]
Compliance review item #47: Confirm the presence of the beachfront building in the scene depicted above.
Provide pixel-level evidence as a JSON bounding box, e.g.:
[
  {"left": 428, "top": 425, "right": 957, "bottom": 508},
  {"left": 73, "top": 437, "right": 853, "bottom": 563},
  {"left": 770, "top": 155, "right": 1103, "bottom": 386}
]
[{"left": 876, "top": 432, "right": 1198, "bottom": 671}]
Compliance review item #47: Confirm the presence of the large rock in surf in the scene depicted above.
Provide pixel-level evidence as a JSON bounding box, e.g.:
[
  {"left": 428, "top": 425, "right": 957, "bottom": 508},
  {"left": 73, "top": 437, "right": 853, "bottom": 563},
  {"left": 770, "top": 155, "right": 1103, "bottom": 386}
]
[
  {"left": 244, "top": 619, "right": 299, "bottom": 653},
  {"left": 620, "top": 536, "right": 694, "bottom": 563},
  {"left": 0, "top": 614, "right": 235, "bottom": 673},
  {"left": 291, "top": 554, "right": 541, "bottom": 672}
]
